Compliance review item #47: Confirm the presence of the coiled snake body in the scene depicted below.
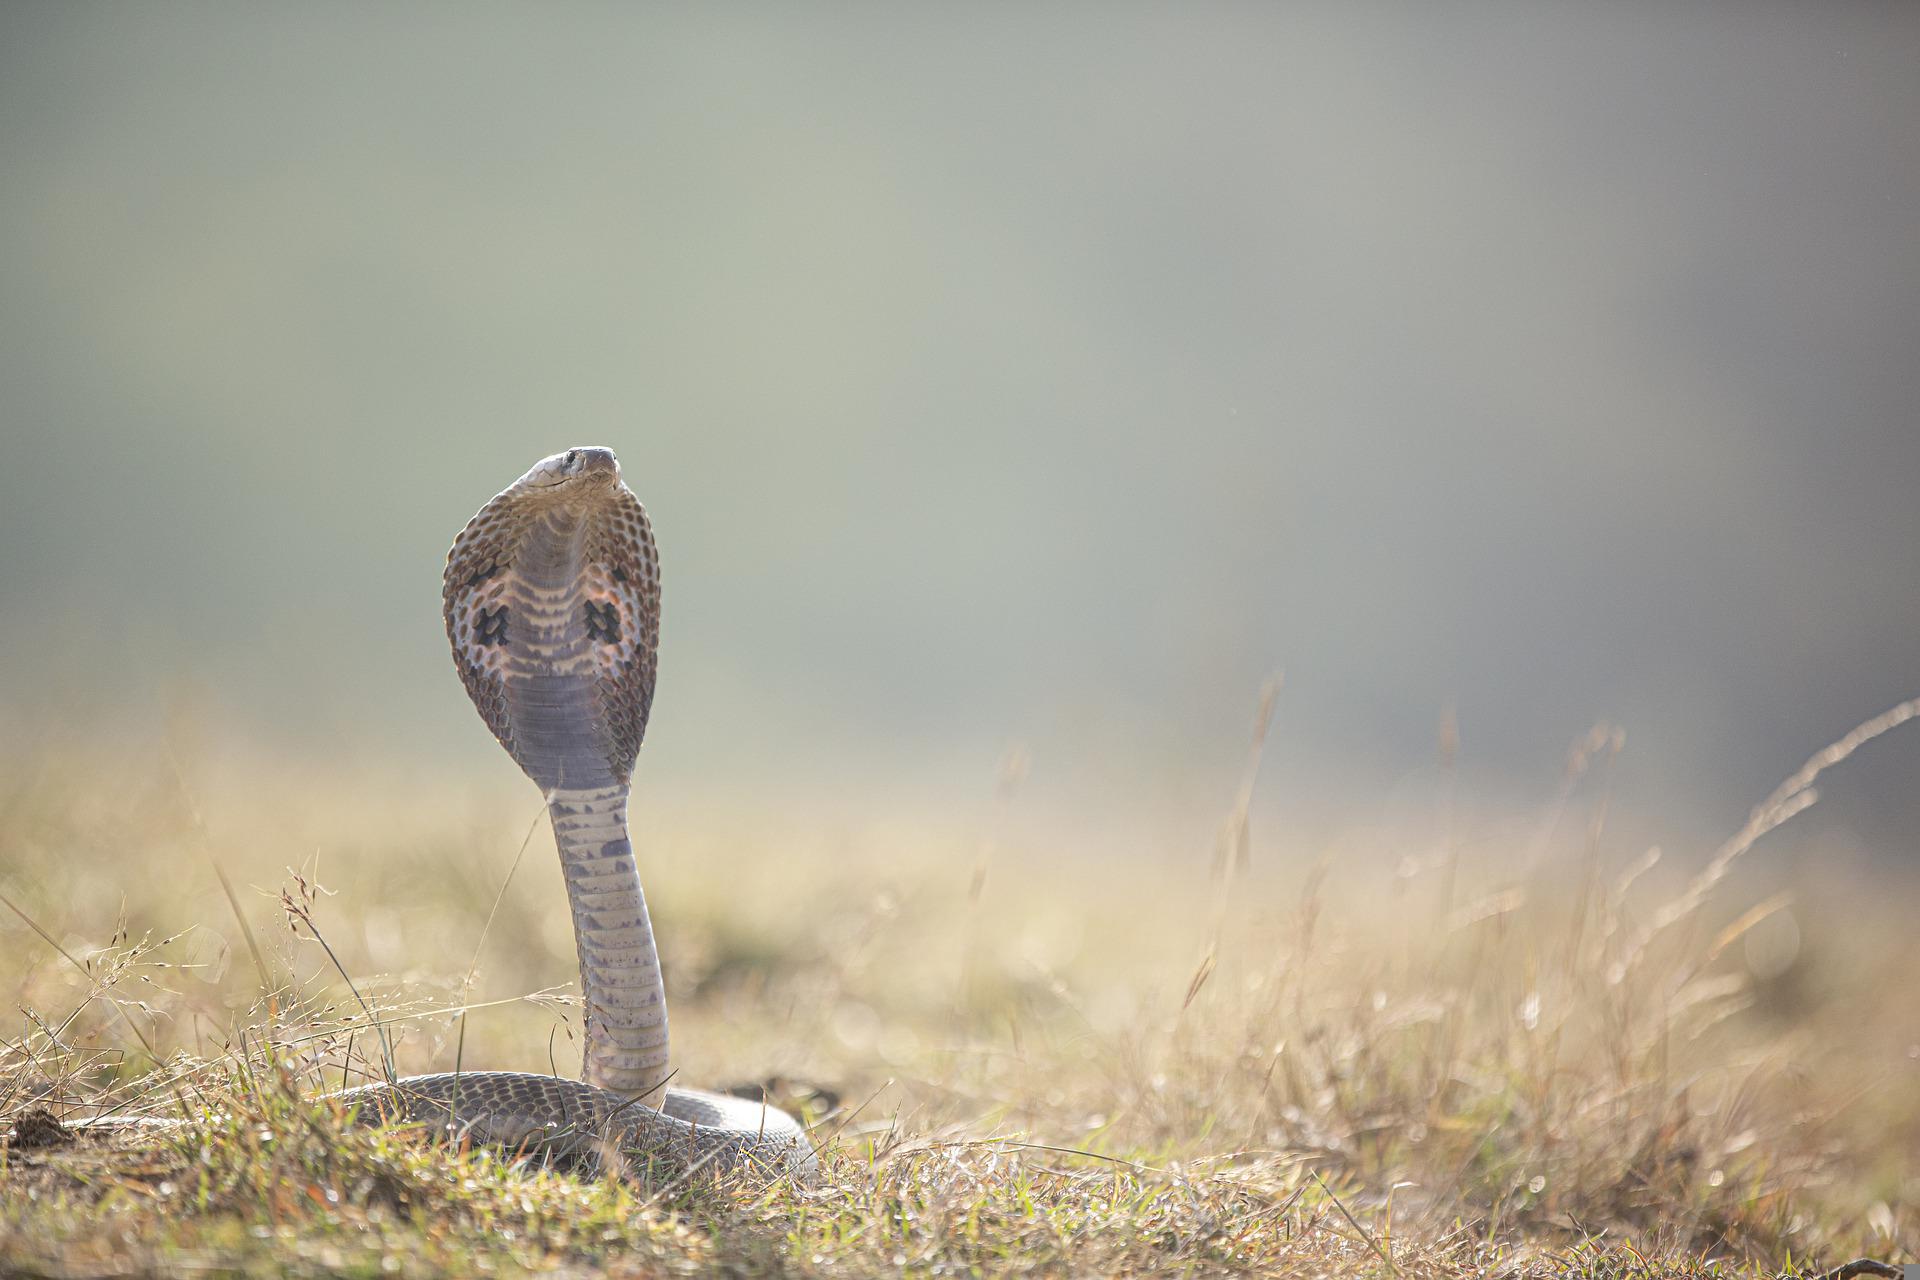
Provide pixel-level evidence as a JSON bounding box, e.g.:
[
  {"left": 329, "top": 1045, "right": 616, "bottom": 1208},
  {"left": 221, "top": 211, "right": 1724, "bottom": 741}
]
[{"left": 88, "top": 448, "right": 815, "bottom": 1181}]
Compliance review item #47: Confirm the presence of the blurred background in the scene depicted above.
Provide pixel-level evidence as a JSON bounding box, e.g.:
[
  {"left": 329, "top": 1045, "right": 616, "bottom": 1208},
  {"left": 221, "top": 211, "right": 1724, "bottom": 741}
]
[{"left": 2, "top": 3, "right": 1916, "bottom": 872}]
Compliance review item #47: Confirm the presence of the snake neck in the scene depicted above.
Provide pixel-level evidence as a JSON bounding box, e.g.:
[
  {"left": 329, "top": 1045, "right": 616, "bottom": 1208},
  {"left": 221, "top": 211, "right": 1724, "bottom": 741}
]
[{"left": 549, "top": 784, "right": 669, "bottom": 1106}]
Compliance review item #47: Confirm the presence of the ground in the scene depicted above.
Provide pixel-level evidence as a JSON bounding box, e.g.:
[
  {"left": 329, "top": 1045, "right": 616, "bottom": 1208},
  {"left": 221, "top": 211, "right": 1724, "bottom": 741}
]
[{"left": 1, "top": 720, "right": 1915, "bottom": 1278}]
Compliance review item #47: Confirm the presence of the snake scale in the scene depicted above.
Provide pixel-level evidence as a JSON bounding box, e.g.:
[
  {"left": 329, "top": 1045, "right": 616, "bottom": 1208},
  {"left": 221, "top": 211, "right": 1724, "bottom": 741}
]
[{"left": 77, "top": 448, "right": 816, "bottom": 1182}]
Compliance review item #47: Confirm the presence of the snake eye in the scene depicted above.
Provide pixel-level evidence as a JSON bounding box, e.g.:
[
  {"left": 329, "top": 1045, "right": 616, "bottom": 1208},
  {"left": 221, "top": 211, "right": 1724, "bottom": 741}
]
[{"left": 565, "top": 449, "right": 579, "bottom": 467}]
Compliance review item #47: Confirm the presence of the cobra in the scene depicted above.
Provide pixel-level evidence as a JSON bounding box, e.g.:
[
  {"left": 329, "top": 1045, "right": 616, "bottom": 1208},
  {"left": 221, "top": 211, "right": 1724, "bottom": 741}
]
[{"left": 81, "top": 448, "right": 816, "bottom": 1181}]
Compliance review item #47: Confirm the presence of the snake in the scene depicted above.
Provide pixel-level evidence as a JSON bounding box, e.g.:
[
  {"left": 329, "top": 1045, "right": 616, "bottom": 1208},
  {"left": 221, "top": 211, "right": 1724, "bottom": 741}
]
[{"left": 62, "top": 448, "right": 815, "bottom": 1182}]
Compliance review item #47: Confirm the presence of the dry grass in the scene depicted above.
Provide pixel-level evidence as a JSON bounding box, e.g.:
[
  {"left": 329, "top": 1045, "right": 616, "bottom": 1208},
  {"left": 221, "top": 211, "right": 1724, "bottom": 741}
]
[{"left": 1, "top": 706, "right": 1917, "bottom": 1278}]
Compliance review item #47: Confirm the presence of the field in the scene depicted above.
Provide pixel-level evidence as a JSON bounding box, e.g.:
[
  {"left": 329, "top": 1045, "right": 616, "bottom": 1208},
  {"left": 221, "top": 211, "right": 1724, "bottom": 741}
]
[{"left": 3, "top": 706, "right": 1917, "bottom": 1278}]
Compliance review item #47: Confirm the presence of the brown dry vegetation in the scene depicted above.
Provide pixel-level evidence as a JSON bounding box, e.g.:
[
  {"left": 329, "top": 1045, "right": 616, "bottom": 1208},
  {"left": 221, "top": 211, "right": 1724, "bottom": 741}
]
[{"left": 1, "top": 704, "right": 1917, "bottom": 1278}]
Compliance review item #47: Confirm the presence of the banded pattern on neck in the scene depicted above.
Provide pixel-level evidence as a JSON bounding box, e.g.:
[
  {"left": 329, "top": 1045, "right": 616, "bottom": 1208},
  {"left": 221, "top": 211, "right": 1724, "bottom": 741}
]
[
  {"left": 550, "top": 783, "right": 668, "bottom": 1105},
  {"left": 499, "top": 510, "right": 620, "bottom": 792}
]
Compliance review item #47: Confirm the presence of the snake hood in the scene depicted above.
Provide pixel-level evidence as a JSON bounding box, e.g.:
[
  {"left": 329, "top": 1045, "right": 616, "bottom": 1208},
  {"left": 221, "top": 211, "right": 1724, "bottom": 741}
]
[{"left": 443, "top": 446, "right": 661, "bottom": 791}]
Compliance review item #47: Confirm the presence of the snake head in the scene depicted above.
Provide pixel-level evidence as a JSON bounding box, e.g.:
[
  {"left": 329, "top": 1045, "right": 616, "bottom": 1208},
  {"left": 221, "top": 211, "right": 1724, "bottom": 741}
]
[{"left": 516, "top": 446, "right": 622, "bottom": 493}]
